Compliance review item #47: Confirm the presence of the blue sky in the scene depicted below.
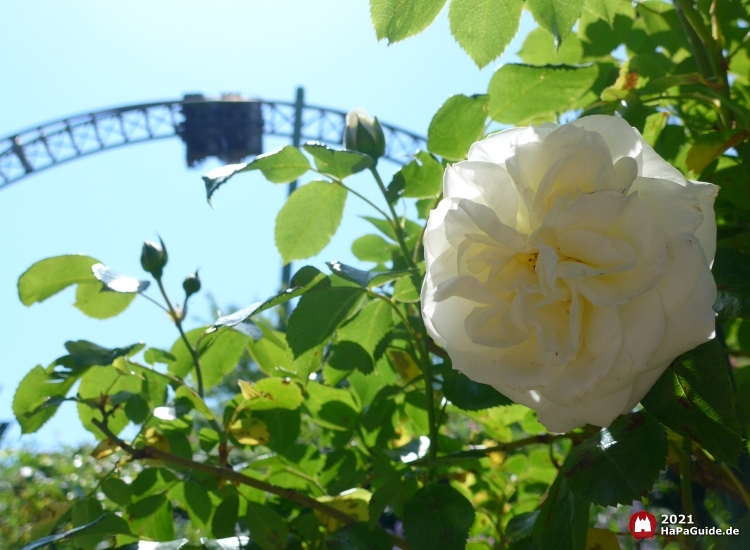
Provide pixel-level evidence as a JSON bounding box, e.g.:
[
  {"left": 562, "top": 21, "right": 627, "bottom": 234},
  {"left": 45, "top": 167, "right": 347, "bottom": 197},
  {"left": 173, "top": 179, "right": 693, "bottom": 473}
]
[{"left": 0, "top": 1, "right": 534, "bottom": 448}]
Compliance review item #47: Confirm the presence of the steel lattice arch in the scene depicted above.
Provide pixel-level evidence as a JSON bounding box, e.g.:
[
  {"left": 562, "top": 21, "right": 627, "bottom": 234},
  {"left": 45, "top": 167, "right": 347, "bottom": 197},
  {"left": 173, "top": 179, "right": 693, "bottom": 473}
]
[{"left": 0, "top": 92, "right": 426, "bottom": 191}]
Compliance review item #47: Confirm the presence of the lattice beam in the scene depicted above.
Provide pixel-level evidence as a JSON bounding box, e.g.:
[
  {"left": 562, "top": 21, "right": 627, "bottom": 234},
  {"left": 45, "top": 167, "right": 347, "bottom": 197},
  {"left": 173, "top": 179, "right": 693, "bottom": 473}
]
[{"left": 0, "top": 96, "right": 426, "bottom": 190}]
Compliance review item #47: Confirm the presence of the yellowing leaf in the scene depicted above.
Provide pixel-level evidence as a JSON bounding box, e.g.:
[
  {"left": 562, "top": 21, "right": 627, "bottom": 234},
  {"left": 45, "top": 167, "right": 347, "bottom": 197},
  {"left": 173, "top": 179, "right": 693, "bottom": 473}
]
[
  {"left": 315, "top": 488, "right": 371, "bottom": 532},
  {"left": 388, "top": 349, "right": 421, "bottom": 383},
  {"left": 92, "top": 438, "right": 121, "bottom": 460},
  {"left": 240, "top": 377, "right": 304, "bottom": 411},
  {"left": 239, "top": 379, "right": 263, "bottom": 400},
  {"left": 230, "top": 418, "right": 270, "bottom": 445},
  {"left": 586, "top": 527, "right": 621, "bottom": 549}
]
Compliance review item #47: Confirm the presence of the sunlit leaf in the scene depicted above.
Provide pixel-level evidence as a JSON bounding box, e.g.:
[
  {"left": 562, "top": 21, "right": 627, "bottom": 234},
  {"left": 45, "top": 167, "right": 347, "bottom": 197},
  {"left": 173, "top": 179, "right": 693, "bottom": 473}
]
[
  {"left": 525, "top": 0, "right": 585, "bottom": 45},
  {"left": 275, "top": 180, "right": 348, "bottom": 264},
  {"left": 448, "top": 0, "right": 523, "bottom": 68},
  {"left": 287, "top": 286, "right": 363, "bottom": 357},
  {"left": 488, "top": 64, "right": 598, "bottom": 124},
  {"left": 302, "top": 142, "right": 374, "bottom": 179},
  {"left": 370, "top": 0, "right": 448, "bottom": 43}
]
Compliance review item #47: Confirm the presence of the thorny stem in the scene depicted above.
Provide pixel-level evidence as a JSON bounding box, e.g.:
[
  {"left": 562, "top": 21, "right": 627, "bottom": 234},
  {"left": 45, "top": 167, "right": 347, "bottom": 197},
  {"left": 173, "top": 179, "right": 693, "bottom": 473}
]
[
  {"left": 678, "top": 437, "right": 697, "bottom": 519},
  {"left": 156, "top": 277, "right": 205, "bottom": 398},
  {"left": 674, "top": 0, "right": 733, "bottom": 128},
  {"left": 407, "top": 433, "right": 571, "bottom": 467},
  {"left": 369, "top": 167, "right": 416, "bottom": 269},
  {"left": 332, "top": 178, "right": 392, "bottom": 222},
  {"left": 91, "top": 418, "right": 411, "bottom": 550}
]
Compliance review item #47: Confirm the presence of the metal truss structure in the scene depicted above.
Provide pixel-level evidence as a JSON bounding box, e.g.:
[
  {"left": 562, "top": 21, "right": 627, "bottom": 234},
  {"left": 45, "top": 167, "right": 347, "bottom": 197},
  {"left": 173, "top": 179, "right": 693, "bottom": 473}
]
[{"left": 0, "top": 94, "right": 427, "bottom": 191}]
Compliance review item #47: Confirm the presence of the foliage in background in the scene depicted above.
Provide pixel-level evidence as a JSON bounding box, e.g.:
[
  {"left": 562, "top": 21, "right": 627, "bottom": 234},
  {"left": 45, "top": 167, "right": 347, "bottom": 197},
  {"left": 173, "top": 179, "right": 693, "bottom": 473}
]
[{"left": 7, "top": 0, "right": 750, "bottom": 549}]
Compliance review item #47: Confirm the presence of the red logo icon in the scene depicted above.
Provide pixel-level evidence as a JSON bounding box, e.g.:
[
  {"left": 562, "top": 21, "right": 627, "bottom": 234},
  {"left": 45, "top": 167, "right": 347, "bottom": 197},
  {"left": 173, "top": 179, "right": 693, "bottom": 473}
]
[{"left": 628, "top": 511, "right": 657, "bottom": 539}]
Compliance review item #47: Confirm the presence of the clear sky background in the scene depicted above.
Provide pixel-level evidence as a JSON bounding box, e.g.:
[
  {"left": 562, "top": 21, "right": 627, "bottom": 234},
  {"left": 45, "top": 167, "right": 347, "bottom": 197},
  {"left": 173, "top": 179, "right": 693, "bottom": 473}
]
[{"left": 0, "top": 1, "right": 534, "bottom": 449}]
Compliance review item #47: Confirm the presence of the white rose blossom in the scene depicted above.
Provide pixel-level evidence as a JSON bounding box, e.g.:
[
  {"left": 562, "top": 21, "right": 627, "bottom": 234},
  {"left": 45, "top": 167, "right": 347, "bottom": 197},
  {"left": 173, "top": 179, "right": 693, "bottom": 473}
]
[{"left": 421, "top": 115, "right": 718, "bottom": 432}]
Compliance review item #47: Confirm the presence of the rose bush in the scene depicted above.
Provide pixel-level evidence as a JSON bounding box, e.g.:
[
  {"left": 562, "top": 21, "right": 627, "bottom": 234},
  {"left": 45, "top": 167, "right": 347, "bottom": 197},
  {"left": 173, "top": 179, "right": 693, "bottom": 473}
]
[{"left": 422, "top": 115, "right": 719, "bottom": 432}]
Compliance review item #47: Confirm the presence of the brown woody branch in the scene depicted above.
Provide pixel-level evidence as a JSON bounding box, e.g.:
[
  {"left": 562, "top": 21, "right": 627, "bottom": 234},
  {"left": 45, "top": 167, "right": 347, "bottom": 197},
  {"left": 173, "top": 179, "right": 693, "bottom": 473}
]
[{"left": 91, "top": 419, "right": 411, "bottom": 550}]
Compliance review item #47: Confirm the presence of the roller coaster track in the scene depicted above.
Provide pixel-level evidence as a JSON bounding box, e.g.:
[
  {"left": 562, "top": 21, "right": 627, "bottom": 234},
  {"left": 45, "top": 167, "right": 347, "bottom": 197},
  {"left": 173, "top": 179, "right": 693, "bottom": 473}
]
[{"left": 0, "top": 92, "right": 426, "bottom": 191}]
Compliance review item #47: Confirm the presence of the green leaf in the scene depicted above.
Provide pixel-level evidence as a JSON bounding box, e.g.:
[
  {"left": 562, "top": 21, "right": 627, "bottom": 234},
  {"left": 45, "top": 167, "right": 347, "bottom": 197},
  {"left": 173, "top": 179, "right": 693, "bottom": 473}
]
[
  {"left": 20, "top": 513, "right": 132, "bottom": 550},
  {"left": 352, "top": 234, "right": 395, "bottom": 264},
  {"left": 362, "top": 215, "right": 421, "bottom": 243},
  {"left": 129, "top": 495, "right": 175, "bottom": 541},
  {"left": 600, "top": 54, "right": 666, "bottom": 102},
  {"left": 275, "top": 180, "right": 347, "bottom": 264},
  {"left": 711, "top": 247, "right": 750, "bottom": 319},
  {"left": 168, "top": 327, "right": 248, "bottom": 390},
  {"left": 214, "top": 268, "right": 331, "bottom": 334},
  {"left": 12, "top": 364, "right": 78, "bottom": 433},
  {"left": 562, "top": 411, "right": 666, "bottom": 506},
  {"left": 641, "top": 340, "right": 743, "bottom": 464},
  {"left": 488, "top": 64, "right": 598, "bottom": 124},
  {"left": 174, "top": 385, "right": 215, "bottom": 420},
  {"left": 370, "top": 0, "right": 448, "bottom": 43},
  {"left": 73, "top": 281, "right": 136, "bottom": 319},
  {"left": 182, "top": 480, "right": 212, "bottom": 526},
  {"left": 328, "top": 341, "right": 373, "bottom": 376},
  {"left": 211, "top": 493, "right": 239, "bottom": 538},
  {"left": 304, "top": 381, "right": 361, "bottom": 431},
  {"left": 533, "top": 475, "right": 589, "bottom": 550},
  {"left": 144, "top": 348, "right": 176, "bottom": 365},
  {"left": 239, "top": 377, "right": 304, "bottom": 411},
  {"left": 247, "top": 328, "right": 293, "bottom": 377},
  {"left": 101, "top": 477, "right": 132, "bottom": 506},
  {"left": 302, "top": 142, "right": 374, "bottom": 179},
  {"left": 448, "top": 0, "right": 523, "bottom": 68},
  {"left": 253, "top": 408, "right": 301, "bottom": 454},
  {"left": 442, "top": 370, "right": 512, "bottom": 410},
  {"left": 244, "top": 502, "right": 289, "bottom": 550},
  {"left": 18, "top": 254, "right": 100, "bottom": 306},
  {"left": 403, "top": 484, "right": 475, "bottom": 550},
  {"left": 713, "top": 514, "right": 750, "bottom": 550},
  {"left": 327, "top": 261, "right": 418, "bottom": 289},
  {"left": 125, "top": 393, "right": 150, "bottom": 424},
  {"left": 326, "top": 522, "right": 392, "bottom": 550},
  {"left": 427, "top": 95, "right": 489, "bottom": 161},
  {"left": 77, "top": 366, "right": 142, "bottom": 437},
  {"left": 338, "top": 299, "right": 393, "bottom": 356},
  {"left": 244, "top": 146, "right": 309, "bottom": 183},
  {"left": 393, "top": 275, "right": 421, "bottom": 303},
  {"left": 525, "top": 0, "right": 585, "bottom": 45},
  {"left": 368, "top": 477, "right": 418, "bottom": 529},
  {"left": 517, "top": 27, "right": 583, "bottom": 65},
  {"left": 287, "top": 286, "right": 363, "bottom": 357},
  {"left": 505, "top": 511, "right": 538, "bottom": 544},
  {"left": 583, "top": 0, "right": 621, "bottom": 24},
  {"left": 203, "top": 145, "right": 310, "bottom": 200},
  {"left": 387, "top": 151, "right": 443, "bottom": 203},
  {"left": 66, "top": 340, "right": 142, "bottom": 367}
]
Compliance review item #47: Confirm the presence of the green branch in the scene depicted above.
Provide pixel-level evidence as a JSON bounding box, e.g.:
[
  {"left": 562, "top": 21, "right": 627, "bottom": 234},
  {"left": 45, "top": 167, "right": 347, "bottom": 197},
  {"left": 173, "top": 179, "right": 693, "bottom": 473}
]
[
  {"left": 156, "top": 278, "right": 205, "bottom": 398},
  {"left": 407, "top": 433, "right": 570, "bottom": 467},
  {"left": 369, "top": 167, "right": 416, "bottom": 269}
]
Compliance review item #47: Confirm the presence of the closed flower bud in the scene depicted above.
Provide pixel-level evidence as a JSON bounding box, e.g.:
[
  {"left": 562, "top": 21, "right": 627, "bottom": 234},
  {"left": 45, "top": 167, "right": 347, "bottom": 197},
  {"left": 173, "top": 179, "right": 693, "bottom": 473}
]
[
  {"left": 183, "top": 271, "right": 201, "bottom": 298},
  {"left": 140, "top": 238, "right": 168, "bottom": 279},
  {"left": 344, "top": 108, "right": 385, "bottom": 160}
]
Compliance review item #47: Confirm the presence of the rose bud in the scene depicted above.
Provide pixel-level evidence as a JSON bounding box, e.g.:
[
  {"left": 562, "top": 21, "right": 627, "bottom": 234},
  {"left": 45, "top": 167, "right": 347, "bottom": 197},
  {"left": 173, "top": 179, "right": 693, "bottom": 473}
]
[
  {"left": 344, "top": 108, "right": 386, "bottom": 161},
  {"left": 182, "top": 271, "right": 201, "bottom": 298},
  {"left": 141, "top": 238, "right": 168, "bottom": 279}
]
